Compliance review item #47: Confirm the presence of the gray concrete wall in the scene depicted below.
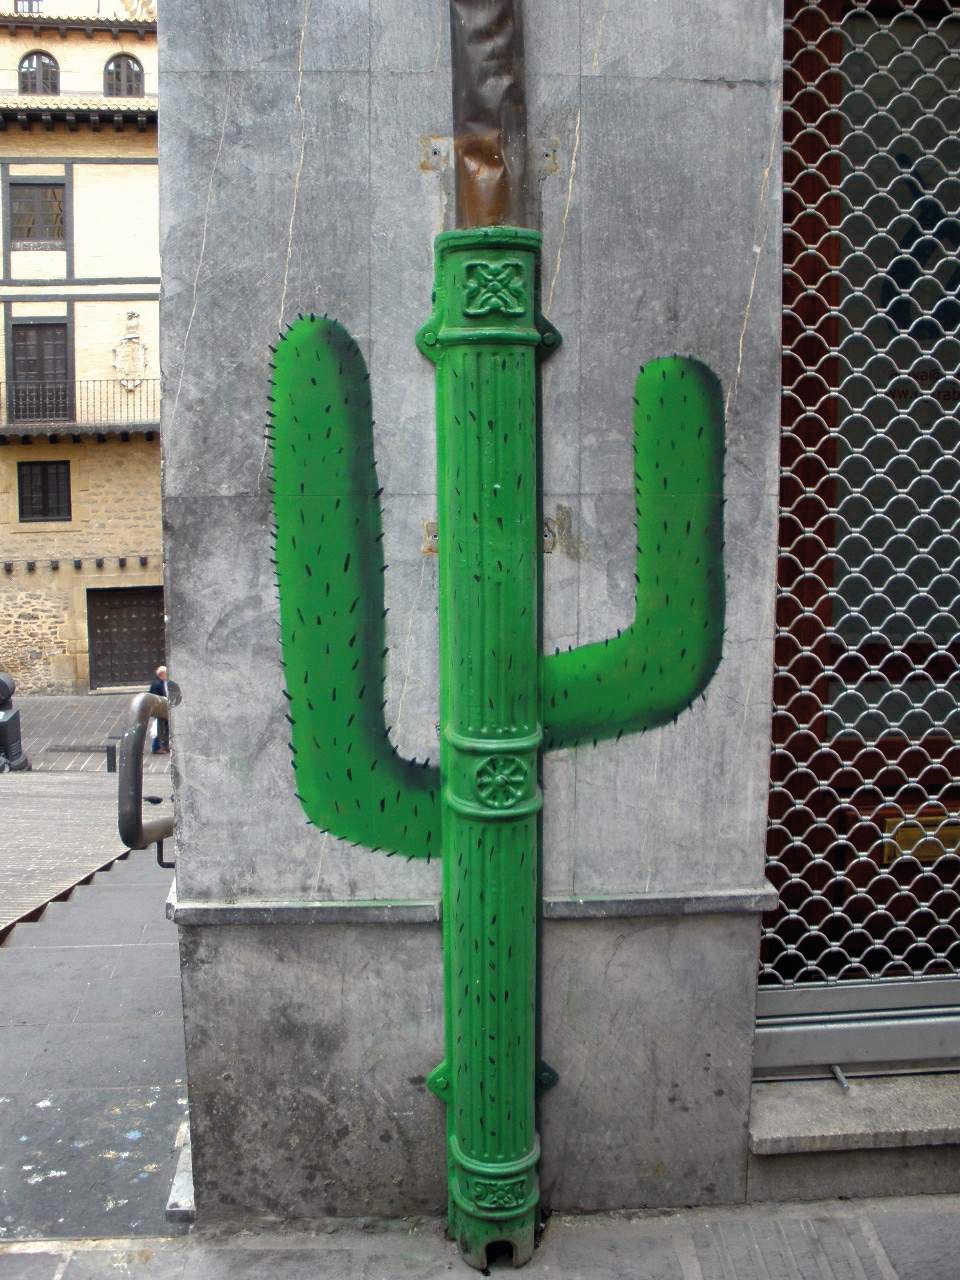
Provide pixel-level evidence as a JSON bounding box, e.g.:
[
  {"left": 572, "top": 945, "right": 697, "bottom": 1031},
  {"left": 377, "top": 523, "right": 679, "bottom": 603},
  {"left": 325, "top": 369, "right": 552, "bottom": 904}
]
[
  {"left": 161, "top": 0, "right": 783, "bottom": 1218},
  {"left": 179, "top": 913, "right": 761, "bottom": 1218}
]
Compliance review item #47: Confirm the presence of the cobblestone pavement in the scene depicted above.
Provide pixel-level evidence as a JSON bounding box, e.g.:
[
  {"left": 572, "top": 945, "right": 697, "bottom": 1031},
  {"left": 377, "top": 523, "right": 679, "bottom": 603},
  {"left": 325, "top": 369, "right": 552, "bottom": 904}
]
[
  {"left": 0, "top": 773, "right": 172, "bottom": 932},
  {"left": 0, "top": 1194, "right": 958, "bottom": 1278},
  {"left": 16, "top": 694, "right": 170, "bottom": 776}
]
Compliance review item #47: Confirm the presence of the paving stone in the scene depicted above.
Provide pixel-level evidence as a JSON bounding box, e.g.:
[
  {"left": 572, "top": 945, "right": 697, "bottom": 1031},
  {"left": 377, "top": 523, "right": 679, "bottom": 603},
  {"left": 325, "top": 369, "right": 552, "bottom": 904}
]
[
  {"left": 0, "top": 949, "right": 115, "bottom": 1026},
  {"left": 109, "top": 945, "right": 182, "bottom": 983},
  {"left": 5, "top": 1203, "right": 960, "bottom": 1277},
  {"left": 74, "top": 974, "right": 183, "bottom": 1025},
  {"left": 358, "top": 1251, "right": 458, "bottom": 1279},
  {"left": 17, "top": 694, "right": 171, "bottom": 778},
  {"left": 139, "top": 922, "right": 178, "bottom": 947},
  {"left": 33, "top": 885, "right": 167, "bottom": 937},
  {"left": 0, "top": 1256, "right": 62, "bottom": 1279},
  {"left": 534, "top": 1233, "right": 683, "bottom": 1279},
  {"left": 63, "top": 1250, "right": 188, "bottom": 1280},
  {"left": 103, "top": 855, "right": 177, "bottom": 891},
  {"left": 692, "top": 1216, "right": 887, "bottom": 1280},
  {"left": 30, "top": 1020, "right": 186, "bottom": 1090},
  {"left": 180, "top": 1249, "right": 358, "bottom": 1279},
  {"left": 0, "top": 1087, "right": 188, "bottom": 1240},
  {"left": 871, "top": 1209, "right": 960, "bottom": 1280},
  {"left": 0, "top": 1028, "right": 46, "bottom": 1089},
  {"left": 8, "top": 912, "right": 153, "bottom": 950}
]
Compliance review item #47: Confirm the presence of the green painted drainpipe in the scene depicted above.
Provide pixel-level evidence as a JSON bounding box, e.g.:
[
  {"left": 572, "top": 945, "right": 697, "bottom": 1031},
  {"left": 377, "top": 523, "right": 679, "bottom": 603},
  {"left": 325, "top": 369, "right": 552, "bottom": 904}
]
[{"left": 269, "top": 0, "right": 726, "bottom": 1266}]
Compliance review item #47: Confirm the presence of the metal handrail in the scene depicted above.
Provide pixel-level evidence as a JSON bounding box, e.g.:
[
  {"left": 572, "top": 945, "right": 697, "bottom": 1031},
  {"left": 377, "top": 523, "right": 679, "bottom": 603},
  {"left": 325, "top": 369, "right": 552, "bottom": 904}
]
[{"left": 118, "top": 691, "right": 173, "bottom": 850}]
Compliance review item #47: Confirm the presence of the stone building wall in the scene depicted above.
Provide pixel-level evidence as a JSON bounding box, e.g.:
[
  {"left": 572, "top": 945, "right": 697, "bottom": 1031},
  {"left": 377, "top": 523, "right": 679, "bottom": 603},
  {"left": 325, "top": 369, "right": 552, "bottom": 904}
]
[
  {"left": 1, "top": 436, "right": 161, "bottom": 558},
  {"left": 0, "top": 585, "right": 68, "bottom": 691},
  {"left": 0, "top": 436, "right": 163, "bottom": 691}
]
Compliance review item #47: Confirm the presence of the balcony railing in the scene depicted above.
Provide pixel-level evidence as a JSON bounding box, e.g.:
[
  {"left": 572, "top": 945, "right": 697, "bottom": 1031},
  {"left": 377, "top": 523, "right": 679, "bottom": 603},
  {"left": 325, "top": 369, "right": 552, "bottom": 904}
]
[{"left": 1, "top": 379, "right": 160, "bottom": 429}]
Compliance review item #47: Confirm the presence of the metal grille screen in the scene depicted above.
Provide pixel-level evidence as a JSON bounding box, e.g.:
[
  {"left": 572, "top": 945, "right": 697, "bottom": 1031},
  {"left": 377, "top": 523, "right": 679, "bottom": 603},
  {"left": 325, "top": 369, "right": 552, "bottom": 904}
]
[{"left": 762, "top": 0, "right": 960, "bottom": 988}]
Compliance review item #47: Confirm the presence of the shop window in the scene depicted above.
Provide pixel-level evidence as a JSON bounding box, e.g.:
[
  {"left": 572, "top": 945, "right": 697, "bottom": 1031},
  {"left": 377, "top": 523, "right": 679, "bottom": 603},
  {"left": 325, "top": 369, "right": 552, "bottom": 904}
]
[{"left": 17, "top": 461, "right": 71, "bottom": 522}]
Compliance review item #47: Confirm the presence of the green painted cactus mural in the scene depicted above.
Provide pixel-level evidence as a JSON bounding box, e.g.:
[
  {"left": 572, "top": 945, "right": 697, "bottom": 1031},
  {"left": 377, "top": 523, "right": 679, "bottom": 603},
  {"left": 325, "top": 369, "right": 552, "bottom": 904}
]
[
  {"left": 270, "top": 318, "right": 440, "bottom": 858},
  {"left": 269, "top": 227, "right": 724, "bottom": 1268}
]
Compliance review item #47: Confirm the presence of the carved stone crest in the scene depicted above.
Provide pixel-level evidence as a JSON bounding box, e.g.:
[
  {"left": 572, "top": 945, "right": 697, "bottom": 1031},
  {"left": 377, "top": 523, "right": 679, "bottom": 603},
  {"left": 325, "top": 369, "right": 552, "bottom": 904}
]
[
  {"left": 114, "top": 310, "right": 147, "bottom": 389},
  {"left": 121, "top": 0, "right": 157, "bottom": 21}
]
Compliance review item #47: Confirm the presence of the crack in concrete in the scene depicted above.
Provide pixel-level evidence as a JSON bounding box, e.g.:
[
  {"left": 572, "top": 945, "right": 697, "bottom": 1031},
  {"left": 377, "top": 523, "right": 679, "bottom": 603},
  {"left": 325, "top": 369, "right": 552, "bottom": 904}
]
[
  {"left": 277, "top": 0, "right": 312, "bottom": 333},
  {"left": 725, "top": 87, "right": 781, "bottom": 424},
  {"left": 432, "top": 0, "right": 444, "bottom": 73},
  {"left": 259, "top": 0, "right": 312, "bottom": 499},
  {"left": 591, "top": 0, "right": 610, "bottom": 73},
  {"left": 168, "top": 94, "right": 229, "bottom": 439},
  {"left": 547, "top": 107, "right": 581, "bottom": 317}
]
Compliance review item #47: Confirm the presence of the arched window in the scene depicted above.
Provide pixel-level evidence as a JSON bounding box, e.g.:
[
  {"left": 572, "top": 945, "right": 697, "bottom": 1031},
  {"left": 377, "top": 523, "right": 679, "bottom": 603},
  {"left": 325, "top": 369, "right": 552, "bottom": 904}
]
[
  {"left": 19, "top": 52, "right": 59, "bottom": 96},
  {"left": 104, "top": 54, "right": 143, "bottom": 98}
]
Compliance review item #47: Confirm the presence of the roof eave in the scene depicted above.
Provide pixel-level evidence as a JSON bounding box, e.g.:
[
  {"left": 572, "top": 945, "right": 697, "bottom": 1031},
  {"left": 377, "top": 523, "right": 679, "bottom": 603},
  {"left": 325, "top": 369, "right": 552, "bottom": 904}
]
[
  {"left": 0, "top": 103, "right": 157, "bottom": 131},
  {"left": 0, "top": 15, "right": 156, "bottom": 37}
]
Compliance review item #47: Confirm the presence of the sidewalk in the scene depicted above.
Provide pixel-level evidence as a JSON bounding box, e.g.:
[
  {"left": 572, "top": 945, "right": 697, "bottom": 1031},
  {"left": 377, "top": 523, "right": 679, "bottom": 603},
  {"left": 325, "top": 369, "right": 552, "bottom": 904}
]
[
  {"left": 0, "top": 1193, "right": 959, "bottom": 1278},
  {"left": 3, "top": 773, "right": 960, "bottom": 1277},
  {"left": 0, "top": 837, "right": 187, "bottom": 1247},
  {"left": 16, "top": 694, "right": 170, "bottom": 776}
]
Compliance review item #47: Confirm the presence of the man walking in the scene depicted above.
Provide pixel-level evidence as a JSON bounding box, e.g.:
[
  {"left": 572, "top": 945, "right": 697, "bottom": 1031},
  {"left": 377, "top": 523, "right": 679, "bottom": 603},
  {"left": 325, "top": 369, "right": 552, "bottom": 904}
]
[{"left": 149, "top": 664, "right": 170, "bottom": 754}]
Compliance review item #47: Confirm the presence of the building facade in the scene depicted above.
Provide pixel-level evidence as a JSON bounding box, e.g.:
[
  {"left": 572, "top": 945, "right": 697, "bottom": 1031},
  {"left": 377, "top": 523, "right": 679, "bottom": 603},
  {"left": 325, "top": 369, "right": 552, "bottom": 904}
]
[
  {"left": 161, "top": 0, "right": 959, "bottom": 1230},
  {"left": 0, "top": 0, "right": 160, "bottom": 693}
]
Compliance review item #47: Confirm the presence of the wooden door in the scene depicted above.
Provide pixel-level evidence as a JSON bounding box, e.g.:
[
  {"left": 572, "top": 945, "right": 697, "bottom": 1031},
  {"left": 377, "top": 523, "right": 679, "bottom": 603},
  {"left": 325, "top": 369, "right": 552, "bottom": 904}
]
[{"left": 87, "top": 587, "right": 165, "bottom": 689}]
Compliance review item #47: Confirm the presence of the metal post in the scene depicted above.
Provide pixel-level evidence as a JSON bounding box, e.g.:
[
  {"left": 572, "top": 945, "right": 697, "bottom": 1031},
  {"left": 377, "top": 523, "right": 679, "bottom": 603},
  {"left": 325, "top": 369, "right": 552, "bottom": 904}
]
[{"left": 418, "top": 226, "right": 557, "bottom": 1266}]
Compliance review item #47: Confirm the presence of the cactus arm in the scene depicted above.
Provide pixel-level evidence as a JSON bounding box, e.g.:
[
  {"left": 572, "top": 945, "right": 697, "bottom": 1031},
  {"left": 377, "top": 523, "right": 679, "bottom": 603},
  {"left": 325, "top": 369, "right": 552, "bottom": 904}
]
[
  {"left": 542, "top": 356, "right": 725, "bottom": 751},
  {"left": 270, "top": 314, "right": 441, "bottom": 859}
]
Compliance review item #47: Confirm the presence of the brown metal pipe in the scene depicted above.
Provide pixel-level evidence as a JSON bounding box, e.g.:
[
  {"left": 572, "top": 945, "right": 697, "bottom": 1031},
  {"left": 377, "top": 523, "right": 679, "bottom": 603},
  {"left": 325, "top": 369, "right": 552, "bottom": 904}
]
[{"left": 449, "top": 0, "right": 531, "bottom": 228}]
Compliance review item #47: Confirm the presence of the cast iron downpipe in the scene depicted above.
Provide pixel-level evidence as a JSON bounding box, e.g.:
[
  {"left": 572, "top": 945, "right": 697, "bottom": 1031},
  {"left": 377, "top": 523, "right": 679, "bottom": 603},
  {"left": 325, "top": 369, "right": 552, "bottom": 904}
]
[
  {"left": 424, "top": 1, "right": 545, "bottom": 1265},
  {"left": 267, "top": 0, "right": 726, "bottom": 1266}
]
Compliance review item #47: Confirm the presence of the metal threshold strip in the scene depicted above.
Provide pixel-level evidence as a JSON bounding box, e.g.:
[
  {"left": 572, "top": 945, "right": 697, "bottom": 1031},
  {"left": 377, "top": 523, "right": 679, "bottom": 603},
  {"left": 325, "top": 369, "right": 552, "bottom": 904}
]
[{"left": 756, "top": 979, "right": 960, "bottom": 1074}]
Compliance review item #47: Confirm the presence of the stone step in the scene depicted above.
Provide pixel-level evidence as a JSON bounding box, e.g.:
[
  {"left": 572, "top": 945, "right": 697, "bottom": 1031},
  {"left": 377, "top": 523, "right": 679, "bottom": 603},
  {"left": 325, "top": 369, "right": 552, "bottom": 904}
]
[{"left": 750, "top": 1073, "right": 960, "bottom": 1156}]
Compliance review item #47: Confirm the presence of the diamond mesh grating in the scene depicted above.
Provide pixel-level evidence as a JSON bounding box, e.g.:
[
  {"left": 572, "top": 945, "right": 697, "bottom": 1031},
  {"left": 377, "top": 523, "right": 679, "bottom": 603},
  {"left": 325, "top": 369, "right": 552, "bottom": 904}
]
[{"left": 761, "top": 0, "right": 960, "bottom": 988}]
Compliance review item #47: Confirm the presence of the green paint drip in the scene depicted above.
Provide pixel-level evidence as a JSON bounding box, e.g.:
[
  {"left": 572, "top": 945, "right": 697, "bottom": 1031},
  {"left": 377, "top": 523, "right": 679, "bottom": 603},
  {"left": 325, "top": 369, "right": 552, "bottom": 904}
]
[{"left": 270, "top": 231, "right": 725, "bottom": 1269}]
